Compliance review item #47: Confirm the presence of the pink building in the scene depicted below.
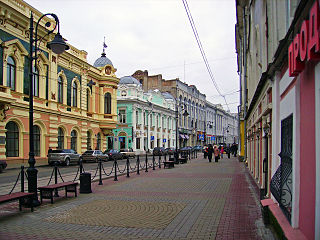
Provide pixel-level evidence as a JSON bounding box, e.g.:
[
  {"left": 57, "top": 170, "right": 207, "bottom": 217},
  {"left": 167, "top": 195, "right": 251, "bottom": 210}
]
[{"left": 236, "top": 0, "right": 320, "bottom": 239}]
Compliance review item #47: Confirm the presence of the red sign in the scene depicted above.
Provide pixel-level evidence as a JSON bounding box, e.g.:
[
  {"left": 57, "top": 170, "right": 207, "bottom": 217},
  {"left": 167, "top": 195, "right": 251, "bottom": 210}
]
[{"left": 289, "top": 1, "right": 320, "bottom": 76}]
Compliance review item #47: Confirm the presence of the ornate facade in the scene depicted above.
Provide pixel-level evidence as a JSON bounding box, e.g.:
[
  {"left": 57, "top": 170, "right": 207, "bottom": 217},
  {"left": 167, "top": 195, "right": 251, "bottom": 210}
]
[
  {"left": 0, "top": 0, "right": 118, "bottom": 165},
  {"left": 113, "top": 76, "right": 176, "bottom": 154}
]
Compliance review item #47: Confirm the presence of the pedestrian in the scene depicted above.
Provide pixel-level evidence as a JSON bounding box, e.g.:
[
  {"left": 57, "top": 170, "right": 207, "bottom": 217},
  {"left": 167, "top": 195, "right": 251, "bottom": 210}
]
[
  {"left": 207, "top": 144, "right": 213, "bottom": 162},
  {"left": 214, "top": 145, "right": 220, "bottom": 162},
  {"left": 203, "top": 145, "right": 208, "bottom": 159},
  {"left": 227, "top": 145, "right": 231, "bottom": 158},
  {"left": 234, "top": 144, "right": 238, "bottom": 157},
  {"left": 220, "top": 145, "right": 224, "bottom": 158}
]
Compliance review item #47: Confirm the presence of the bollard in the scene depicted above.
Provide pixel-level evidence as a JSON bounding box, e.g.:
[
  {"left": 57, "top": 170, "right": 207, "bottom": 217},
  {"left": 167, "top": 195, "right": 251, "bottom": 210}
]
[
  {"left": 21, "top": 166, "right": 24, "bottom": 192},
  {"left": 114, "top": 159, "right": 118, "bottom": 181},
  {"left": 54, "top": 164, "right": 59, "bottom": 197},
  {"left": 99, "top": 159, "right": 103, "bottom": 185},
  {"left": 137, "top": 155, "right": 140, "bottom": 175},
  {"left": 145, "top": 154, "right": 148, "bottom": 172},
  {"left": 153, "top": 155, "right": 155, "bottom": 170},
  {"left": 126, "top": 157, "right": 130, "bottom": 178}
]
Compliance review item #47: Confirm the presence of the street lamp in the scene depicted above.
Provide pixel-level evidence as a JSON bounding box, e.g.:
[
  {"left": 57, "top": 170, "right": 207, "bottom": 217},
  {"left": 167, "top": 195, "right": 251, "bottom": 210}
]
[
  {"left": 205, "top": 121, "right": 213, "bottom": 144},
  {"left": 223, "top": 125, "right": 230, "bottom": 146},
  {"left": 145, "top": 101, "right": 153, "bottom": 153},
  {"left": 175, "top": 103, "right": 188, "bottom": 161},
  {"left": 28, "top": 12, "right": 69, "bottom": 205}
]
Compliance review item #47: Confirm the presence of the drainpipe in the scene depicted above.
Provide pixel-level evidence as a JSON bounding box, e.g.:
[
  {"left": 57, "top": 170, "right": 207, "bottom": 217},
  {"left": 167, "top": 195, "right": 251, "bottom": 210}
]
[{"left": 243, "top": 6, "right": 248, "bottom": 162}]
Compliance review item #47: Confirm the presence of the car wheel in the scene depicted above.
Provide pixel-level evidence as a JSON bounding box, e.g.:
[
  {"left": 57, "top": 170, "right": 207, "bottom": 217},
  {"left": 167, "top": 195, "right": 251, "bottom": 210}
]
[
  {"left": 0, "top": 165, "right": 3, "bottom": 173},
  {"left": 65, "top": 158, "right": 70, "bottom": 166}
]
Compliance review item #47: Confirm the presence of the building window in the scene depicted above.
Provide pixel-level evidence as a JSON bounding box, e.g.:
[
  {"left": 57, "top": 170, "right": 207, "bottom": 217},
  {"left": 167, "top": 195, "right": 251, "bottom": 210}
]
[
  {"left": 71, "top": 130, "right": 77, "bottom": 151},
  {"left": 33, "top": 65, "right": 39, "bottom": 97},
  {"left": 119, "top": 109, "right": 126, "bottom": 123},
  {"left": 136, "top": 138, "right": 140, "bottom": 150},
  {"left": 143, "top": 112, "right": 146, "bottom": 125},
  {"left": 7, "top": 56, "right": 16, "bottom": 91},
  {"left": 97, "top": 133, "right": 101, "bottom": 150},
  {"left": 87, "top": 131, "right": 91, "bottom": 150},
  {"left": 86, "top": 89, "right": 90, "bottom": 111},
  {"left": 72, "top": 82, "right": 77, "bottom": 107},
  {"left": 33, "top": 125, "right": 40, "bottom": 157},
  {"left": 104, "top": 93, "right": 111, "bottom": 114},
  {"left": 5, "top": 121, "right": 19, "bottom": 157},
  {"left": 58, "top": 76, "right": 63, "bottom": 103},
  {"left": 58, "top": 127, "right": 64, "bottom": 149}
]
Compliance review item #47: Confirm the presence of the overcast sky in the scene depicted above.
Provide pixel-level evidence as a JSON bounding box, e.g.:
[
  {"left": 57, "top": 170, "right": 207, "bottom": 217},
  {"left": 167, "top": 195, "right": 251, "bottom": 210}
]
[{"left": 26, "top": 0, "right": 239, "bottom": 113}]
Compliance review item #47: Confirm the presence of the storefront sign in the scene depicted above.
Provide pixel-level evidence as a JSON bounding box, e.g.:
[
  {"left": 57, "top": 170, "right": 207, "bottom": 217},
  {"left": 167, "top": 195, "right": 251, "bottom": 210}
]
[{"left": 289, "top": 1, "right": 320, "bottom": 76}]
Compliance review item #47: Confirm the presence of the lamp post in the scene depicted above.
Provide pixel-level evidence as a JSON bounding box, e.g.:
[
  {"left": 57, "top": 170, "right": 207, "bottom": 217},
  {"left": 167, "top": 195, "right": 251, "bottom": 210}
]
[
  {"left": 205, "top": 121, "right": 213, "bottom": 145},
  {"left": 145, "top": 101, "right": 153, "bottom": 153},
  {"left": 27, "top": 12, "right": 69, "bottom": 205},
  {"left": 263, "top": 123, "right": 270, "bottom": 197},
  {"left": 175, "top": 102, "right": 188, "bottom": 161}
]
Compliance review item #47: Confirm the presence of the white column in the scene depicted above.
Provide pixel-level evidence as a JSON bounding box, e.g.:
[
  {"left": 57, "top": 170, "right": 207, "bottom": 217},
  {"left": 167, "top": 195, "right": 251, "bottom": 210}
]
[{"left": 132, "top": 107, "right": 136, "bottom": 150}]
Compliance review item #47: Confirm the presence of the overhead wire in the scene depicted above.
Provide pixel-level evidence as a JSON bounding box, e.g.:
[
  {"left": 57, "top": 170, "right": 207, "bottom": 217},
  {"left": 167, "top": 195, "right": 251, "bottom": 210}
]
[{"left": 181, "top": 0, "right": 230, "bottom": 111}]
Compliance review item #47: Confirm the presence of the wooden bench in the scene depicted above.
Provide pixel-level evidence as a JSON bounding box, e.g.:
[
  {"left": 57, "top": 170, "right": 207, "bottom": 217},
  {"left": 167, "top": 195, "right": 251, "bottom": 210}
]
[
  {"left": 178, "top": 157, "right": 188, "bottom": 164},
  {"left": 38, "top": 181, "right": 78, "bottom": 204},
  {"left": 0, "top": 192, "right": 35, "bottom": 212},
  {"left": 163, "top": 161, "right": 175, "bottom": 169}
]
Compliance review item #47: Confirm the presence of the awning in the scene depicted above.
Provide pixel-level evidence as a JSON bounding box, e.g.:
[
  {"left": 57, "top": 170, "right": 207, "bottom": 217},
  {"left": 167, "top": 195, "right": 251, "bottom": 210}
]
[
  {"left": 179, "top": 134, "right": 185, "bottom": 139},
  {"left": 184, "top": 135, "right": 189, "bottom": 139}
]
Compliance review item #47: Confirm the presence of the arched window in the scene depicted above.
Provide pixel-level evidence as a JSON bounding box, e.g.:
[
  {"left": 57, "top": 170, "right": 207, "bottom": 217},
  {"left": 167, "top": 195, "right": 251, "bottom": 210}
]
[
  {"left": 7, "top": 56, "right": 16, "bottom": 91},
  {"left": 72, "top": 82, "right": 77, "bottom": 107},
  {"left": 86, "top": 89, "right": 90, "bottom": 111},
  {"left": 87, "top": 131, "right": 91, "bottom": 150},
  {"left": 58, "top": 76, "right": 63, "bottom": 103},
  {"left": 32, "top": 65, "right": 39, "bottom": 97},
  {"left": 5, "top": 121, "right": 19, "bottom": 157},
  {"left": 97, "top": 133, "right": 101, "bottom": 150},
  {"left": 58, "top": 127, "right": 64, "bottom": 149},
  {"left": 71, "top": 130, "right": 77, "bottom": 151},
  {"left": 33, "top": 125, "right": 40, "bottom": 156},
  {"left": 104, "top": 93, "right": 111, "bottom": 114}
]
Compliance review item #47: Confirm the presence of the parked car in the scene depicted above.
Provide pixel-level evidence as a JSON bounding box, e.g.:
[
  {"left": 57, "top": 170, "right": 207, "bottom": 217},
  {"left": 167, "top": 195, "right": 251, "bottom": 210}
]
[
  {"left": 120, "top": 148, "right": 135, "bottom": 158},
  {"left": 104, "top": 149, "right": 124, "bottom": 160},
  {"left": 80, "top": 150, "right": 109, "bottom": 163},
  {"left": 165, "top": 147, "right": 175, "bottom": 155},
  {"left": 153, "top": 147, "right": 167, "bottom": 156},
  {"left": 48, "top": 149, "right": 81, "bottom": 166},
  {"left": 0, "top": 160, "right": 7, "bottom": 173}
]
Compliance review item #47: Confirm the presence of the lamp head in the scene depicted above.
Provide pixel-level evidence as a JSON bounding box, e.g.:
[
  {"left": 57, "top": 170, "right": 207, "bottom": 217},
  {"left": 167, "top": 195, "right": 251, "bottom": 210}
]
[
  {"left": 47, "top": 33, "right": 69, "bottom": 54},
  {"left": 183, "top": 110, "right": 189, "bottom": 117}
]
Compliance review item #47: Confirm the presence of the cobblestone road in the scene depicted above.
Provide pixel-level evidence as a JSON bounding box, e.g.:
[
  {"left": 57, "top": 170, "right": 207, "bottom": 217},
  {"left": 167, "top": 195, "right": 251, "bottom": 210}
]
[{"left": 0, "top": 156, "right": 276, "bottom": 240}]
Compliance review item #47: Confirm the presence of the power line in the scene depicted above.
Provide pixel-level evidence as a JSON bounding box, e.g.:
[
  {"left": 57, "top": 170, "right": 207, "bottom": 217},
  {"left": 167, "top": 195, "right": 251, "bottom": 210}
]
[{"left": 182, "top": 0, "right": 230, "bottom": 111}]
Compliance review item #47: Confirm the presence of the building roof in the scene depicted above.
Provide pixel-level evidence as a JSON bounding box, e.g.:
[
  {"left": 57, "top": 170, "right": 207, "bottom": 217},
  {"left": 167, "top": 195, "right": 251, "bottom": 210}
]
[
  {"left": 162, "top": 92, "right": 175, "bottom": 100},
  {"left": 119, "top": 76, "right": 141, "bottom": 85},
  {"left": 93, "top": 52, "right": 113, "bottom": 67}
]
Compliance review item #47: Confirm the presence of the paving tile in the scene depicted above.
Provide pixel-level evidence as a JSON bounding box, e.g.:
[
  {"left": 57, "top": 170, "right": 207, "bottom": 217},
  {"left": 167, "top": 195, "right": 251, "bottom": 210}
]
[{"left": 0, "top": 156, "right": 276, "bottom": 240}]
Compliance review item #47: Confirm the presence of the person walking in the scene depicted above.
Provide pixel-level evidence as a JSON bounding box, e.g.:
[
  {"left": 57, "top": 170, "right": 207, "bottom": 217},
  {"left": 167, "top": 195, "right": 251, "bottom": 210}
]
[
  {"left": 207, "top": 144, "right": 213, "bottom": 162},
  {"left": 220, "top": 145, "right": 224, "bottom": 158},
  {"left": 214, "top": 145, "right": 220, "bottom": 162}
]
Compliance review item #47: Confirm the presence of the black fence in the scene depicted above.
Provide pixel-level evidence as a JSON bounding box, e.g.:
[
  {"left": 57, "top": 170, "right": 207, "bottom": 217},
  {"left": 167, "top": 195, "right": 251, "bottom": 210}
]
[{"left": 2, "top": 149, "right": 199, "bottom": 195}]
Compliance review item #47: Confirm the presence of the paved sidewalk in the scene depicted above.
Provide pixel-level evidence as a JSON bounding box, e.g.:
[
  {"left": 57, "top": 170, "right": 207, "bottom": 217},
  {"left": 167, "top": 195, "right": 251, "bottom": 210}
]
[{"left": 0, "top": 156, "right": 276, "bottom": 240}]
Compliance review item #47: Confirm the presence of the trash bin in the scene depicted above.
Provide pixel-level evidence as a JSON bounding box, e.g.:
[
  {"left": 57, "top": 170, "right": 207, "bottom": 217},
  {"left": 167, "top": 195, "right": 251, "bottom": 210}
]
[{"left": 80, "top": 172, "right": 92, "bottom": 193}]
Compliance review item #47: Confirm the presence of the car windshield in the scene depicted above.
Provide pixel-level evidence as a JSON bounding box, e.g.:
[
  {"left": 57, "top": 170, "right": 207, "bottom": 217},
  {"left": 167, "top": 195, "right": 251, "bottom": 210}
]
[
  {"left": 51, "top": 150, "right": 64, "bottom": 153},
  {"left": 84, "top": 151, "right": 94, "bottom": 154}
]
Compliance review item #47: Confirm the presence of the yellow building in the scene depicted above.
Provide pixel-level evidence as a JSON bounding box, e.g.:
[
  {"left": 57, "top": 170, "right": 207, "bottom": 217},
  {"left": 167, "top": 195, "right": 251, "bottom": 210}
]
[{"left": 0, "top": 0, "right": 118, "bottom": 166}]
